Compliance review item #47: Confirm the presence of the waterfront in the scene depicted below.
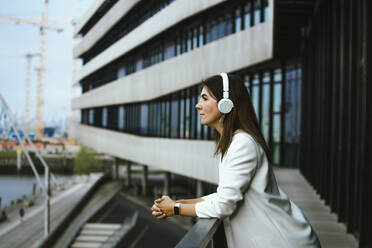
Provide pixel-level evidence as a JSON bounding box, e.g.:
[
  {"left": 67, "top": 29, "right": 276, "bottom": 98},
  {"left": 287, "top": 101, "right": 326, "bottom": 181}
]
[{"left": 0, "top": 175, "right": 66, "bottom": 208}]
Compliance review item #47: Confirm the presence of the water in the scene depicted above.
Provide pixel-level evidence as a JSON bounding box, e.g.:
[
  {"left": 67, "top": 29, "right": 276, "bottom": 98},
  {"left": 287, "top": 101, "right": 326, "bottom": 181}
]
[{"left": 0, "top": 175, "right": 66, "bottom": 209}]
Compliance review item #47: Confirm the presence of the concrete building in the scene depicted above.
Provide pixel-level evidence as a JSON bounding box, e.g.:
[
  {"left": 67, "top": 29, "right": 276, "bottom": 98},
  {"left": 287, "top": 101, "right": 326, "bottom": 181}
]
[{"left": 71, "top": 0, "right": 372, "bottom": 246}]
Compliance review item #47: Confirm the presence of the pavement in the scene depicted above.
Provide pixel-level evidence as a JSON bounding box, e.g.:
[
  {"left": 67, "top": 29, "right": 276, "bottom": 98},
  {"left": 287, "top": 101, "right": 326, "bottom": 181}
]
[{"left": 0, "top": 174, "right": 101, "bottom": 248}]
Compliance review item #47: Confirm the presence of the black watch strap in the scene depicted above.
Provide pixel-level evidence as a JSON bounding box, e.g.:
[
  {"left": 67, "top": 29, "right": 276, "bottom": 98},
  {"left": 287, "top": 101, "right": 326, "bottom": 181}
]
[{"left": 174, "top": 203, "right": 181, "bottom": 215}]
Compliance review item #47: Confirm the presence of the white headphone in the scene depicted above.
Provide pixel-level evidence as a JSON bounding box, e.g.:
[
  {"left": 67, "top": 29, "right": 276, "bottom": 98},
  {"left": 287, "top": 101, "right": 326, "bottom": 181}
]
[{"left": 218, "top": 73, "right": 234, "bottom": 114}]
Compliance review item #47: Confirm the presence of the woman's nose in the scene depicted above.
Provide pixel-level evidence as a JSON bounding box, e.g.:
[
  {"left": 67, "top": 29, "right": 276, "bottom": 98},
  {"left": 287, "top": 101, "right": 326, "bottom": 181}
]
[{"left": 195, "top": 102, "right": 201, "bottom": 110}]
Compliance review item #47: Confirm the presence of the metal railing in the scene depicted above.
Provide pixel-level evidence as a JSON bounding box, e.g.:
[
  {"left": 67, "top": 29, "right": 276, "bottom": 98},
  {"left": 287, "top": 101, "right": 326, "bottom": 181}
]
[{"left": 176, "top": 218, "right": 227, "bottom": 248}]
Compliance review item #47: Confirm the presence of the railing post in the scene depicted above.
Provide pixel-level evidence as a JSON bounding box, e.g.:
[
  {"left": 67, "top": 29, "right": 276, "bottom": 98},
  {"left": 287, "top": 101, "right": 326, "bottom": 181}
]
[
  {"left": 196, "top": 180, "right": 204, "bottom": 198},
  {"left": 16, "top": 149, "right": 22, "bottom": 173},
  {"left": 163, "top": 171, "right": 171, "bottom": 195},
  {"left": 142, "top": 165, "right": 148, "bottom": 196},
  {"left": 44, "top": 166, "right": 50, "bottom": 237},
  {"left": 126, "top": 162, "right": 131, "bottom": 187}
]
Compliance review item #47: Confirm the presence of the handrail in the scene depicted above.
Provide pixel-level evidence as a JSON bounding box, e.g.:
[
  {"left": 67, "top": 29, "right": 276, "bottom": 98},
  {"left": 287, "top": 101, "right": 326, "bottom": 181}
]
[{"left": 175, "top": 218, "right": 226, "bottom": 248}]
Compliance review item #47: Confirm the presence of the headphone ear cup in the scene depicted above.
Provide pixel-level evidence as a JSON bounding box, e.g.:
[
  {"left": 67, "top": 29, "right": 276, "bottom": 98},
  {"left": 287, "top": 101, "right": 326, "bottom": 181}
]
[{"left": 218, "top": 99, "right": 234, "bottom": 114}]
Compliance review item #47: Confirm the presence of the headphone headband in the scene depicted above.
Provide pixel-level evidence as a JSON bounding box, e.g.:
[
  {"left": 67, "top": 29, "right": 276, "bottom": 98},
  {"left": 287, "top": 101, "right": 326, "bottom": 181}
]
[
  {"left": 220, "top": 73, "right": 229, "bottom": 99},
  {"left": 218, "top": 73, "right": 234, "bottom": 114}
]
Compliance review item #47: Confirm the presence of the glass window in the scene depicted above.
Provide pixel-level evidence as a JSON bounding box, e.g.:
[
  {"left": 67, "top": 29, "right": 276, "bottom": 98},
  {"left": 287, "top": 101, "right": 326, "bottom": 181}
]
[
  {"left": 196, "top": 108, "right": 202, "bottom": 139},
  {"left": 117, "top": 66, "right": 126, "bottom": 78},
  {"left": 254, "top": 0, "right": 261, "bottom": 25},
  {"left": 199, "top": 26, "right": 204, "bottom": 46},
  {"left": 283, "top": 65, "right": 302, "bottom": 167},
  {"left": 161, "top": 100, "right": 166, "bottom": 137},
  {"left": 179, "top": 94, "right": 185, "bottom": 138},
  {"left": 263, "top": 0, "right": 269, "bottom": 21},
  {"left": 244, "top": 75, "right": 250, "bottom": 89},
  {"left": 203, "top": 125, "right": 209, "bottom": 140},
  {"left": 193, "top": 27, "right": 198, "bottom": 48},
  {"left": 102, "top": 107, "right": 108, "bottom": 127},
  {"left": 210, "top": 19, "right": 218, "bottom": 42},
  {"left": 136, "top": 57, "right": 143, "bottom": 71},
  {"left": 235, "top": 8, "right": 242, "bottom": 32},
  {"left": 261, "top": 82, "right": 270, "bottom": 142},
  {"left": 157, "top": 102, "right": 161, "bottom": 136},
  {"left": 252, "top": 74, "right": 260, "bottom": 118},
  {"left": 244, "top": 2, "right": 251, "bottom": 29},
  {"left": 272, "top": 114, "right": 281, "bottom": 164},
  {"left": 190, "top": 87, "right": 197, "bottom": 139},
  {"left": 296, "top": 68, "right": 302, "bottom": 134},
  {"left": 176, "top": 36, "right": 181, "bottom": 56},
  {"left": 273, "top": 83, "right": 282, "bottom": 113},
  {"left": 165, "top": 99, "right": 170, "bottom": 137},
  {"left": 274, "top": 69, "right": 282, "bottom": 82},
  {"left": 225, "top": 12, "right": 233, "bottom": 35},
  {"left": 118, "top": 106, "right": 125, "bottom": 130},
  {"left": 185, "top": 92, "right": 190, "bottom": 138},
  {"left": 140, "top": 104, "right": 148, "bottom": 135},
  {"left": 89, "top": 109, "right": 94, "bottom": 125},
  {"left": 182, "top": 33, "right": 188, "bottom": 53},
  {"left": 149, "top": 103, "right": 154, "bottom": 135},
  {"left": 187, "top": 30, "right": 192, "bottom": 51},
  {"left": 164, "top": 40, "right": 175, "bottom": 60},
  {"left": 170, "top": 94, "right": 179, "bottom": 138}
]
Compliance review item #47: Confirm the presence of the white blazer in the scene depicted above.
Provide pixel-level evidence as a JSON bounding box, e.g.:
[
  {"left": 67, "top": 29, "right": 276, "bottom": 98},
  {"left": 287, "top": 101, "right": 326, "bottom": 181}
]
[{"left": 195, "top": 130, "right": 320, "bottom": 248}]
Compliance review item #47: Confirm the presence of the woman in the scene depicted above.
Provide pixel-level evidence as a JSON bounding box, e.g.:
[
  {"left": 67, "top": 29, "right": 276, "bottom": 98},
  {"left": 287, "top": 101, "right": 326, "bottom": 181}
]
[{"left": 152, "top": 73, "right": 320, "bottom": 247}]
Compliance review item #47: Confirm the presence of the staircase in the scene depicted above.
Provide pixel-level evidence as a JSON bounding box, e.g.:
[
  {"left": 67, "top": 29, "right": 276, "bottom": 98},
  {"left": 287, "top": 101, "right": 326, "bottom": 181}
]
[
  {"left": 71, "top": 223, "right": 122, "bottom": 248},
  {"left": 71, "top": 212, "right": 138, "bottom": 248},
  {"left": 274, "top": 168, "right": 358, "bottom": 248}
]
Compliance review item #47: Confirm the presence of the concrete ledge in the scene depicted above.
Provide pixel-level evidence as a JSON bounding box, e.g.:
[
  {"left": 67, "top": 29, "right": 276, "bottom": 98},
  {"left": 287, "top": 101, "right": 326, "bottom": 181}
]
[
  {"left": 70, "top": 124, "right": 219, "bottom": 184},
  {"left": 74, "top": 0, "right": 105, "bottom": 36},
  {"left": 74, "top": 0, "right": 139, "bottom": 56},
  {"left": 72, "top": 20, "right": 273, "bottom": 109}
]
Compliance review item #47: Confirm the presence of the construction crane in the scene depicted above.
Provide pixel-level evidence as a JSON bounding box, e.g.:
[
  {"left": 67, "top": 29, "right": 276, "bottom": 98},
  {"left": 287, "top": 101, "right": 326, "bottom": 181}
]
[
  {"left": 0, "top": 1, "right": 74, "bottom": 140},
  {"left": 25, "top": 53, "right": 40, "bottom": 133},
  {"left": 0, "top": 53, "right": 40, "bottom": 133}
]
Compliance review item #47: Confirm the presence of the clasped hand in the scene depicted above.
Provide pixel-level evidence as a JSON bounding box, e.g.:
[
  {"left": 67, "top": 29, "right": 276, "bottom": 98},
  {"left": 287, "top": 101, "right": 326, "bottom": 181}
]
[{"left": 151, "top": 195, "right": 175, "bottom": 220}]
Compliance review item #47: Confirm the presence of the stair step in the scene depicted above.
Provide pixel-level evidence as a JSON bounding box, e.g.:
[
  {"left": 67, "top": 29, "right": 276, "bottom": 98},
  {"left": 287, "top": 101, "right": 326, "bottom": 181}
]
[
  {"left": 83, "top": 223, "right": 122, "bottom": 231},
  {"left": 76, "top": 235, "right": 109, "bottom": 243},
  {"left": 71, "top": 242, "right": 102, "bottom": 248},
  {"left": 304, "top": 212, "right": 338, "bottom": 222},
  {"left": 80, "top": 229, "right": 115, "bottom": 236},
  {"left": 310, "top": 221, "right": 347, "bottom": 233},
  {"left": 318, "top": 232, "right": 358, "bottom": 247},
  {"left": 296, "top": 203, "right": 330, "bottom": 213}
]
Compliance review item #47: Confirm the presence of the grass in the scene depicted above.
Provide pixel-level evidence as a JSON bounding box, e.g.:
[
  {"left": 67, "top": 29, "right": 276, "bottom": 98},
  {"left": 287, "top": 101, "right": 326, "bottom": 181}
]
[{"left": 0, "top": 151, "right": 17, "bottom": 158}]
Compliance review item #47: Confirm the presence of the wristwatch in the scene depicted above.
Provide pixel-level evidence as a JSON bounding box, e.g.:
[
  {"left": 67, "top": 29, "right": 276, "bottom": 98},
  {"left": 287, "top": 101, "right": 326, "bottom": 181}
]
[{"left": 174, "top": 203, "right": 181, "bottom": 215}]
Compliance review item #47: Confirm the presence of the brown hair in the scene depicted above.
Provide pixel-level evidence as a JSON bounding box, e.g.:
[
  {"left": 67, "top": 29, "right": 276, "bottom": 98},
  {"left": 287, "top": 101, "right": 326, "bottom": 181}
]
[{"left": 202, "top": 74, "right": 272, "bottom": 162}]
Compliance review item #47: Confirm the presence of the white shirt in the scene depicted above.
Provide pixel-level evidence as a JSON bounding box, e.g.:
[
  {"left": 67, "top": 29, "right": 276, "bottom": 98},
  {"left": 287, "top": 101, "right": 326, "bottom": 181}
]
[{"left": 195, "top": 131, "right": 320, "bottom": 248}]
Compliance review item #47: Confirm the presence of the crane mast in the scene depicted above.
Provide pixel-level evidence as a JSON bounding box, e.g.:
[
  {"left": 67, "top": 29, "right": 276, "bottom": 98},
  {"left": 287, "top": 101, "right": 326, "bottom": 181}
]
[
  {"left": 35, "top": 0, "right": 49, "bottom": 139},
  {"left": 24, "top": 53, "right": 40, "bottom": 133}
]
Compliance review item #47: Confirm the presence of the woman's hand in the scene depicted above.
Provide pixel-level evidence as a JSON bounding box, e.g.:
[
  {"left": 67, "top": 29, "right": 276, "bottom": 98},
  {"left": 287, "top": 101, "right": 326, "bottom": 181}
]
[
  {"left": 154, "top": 195, "right": 176, "bottom": 218},
  {"left": 151, "top": 203, "right": 168, "bottom": 219}
]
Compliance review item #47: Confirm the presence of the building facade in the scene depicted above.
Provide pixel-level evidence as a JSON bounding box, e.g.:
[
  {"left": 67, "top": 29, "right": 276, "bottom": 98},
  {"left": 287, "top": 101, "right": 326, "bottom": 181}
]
[{"left": 71, "top": 0, "right": 371, "bottom": 246}]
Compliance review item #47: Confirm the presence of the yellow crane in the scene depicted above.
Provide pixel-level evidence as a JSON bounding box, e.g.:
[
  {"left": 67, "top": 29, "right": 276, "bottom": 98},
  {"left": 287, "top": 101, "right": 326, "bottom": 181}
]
[{"left": 0, "top": 1, "right": 74, "bottom": 140}]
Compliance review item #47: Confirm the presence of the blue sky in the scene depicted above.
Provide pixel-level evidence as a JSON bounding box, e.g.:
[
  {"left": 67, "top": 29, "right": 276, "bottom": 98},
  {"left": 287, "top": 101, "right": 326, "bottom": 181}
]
[{"left": 0, "top": 0, "right": 95, "bottom": 129}]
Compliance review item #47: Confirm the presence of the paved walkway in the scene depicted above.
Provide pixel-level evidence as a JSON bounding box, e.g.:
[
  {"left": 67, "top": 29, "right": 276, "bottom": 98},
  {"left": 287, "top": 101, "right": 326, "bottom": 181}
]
[
  {"left": 274, "top": 168, "right": 358, "bottom": 248},
  {"left": 0, "top": 174, "right": 99, "bottom": 248}
]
